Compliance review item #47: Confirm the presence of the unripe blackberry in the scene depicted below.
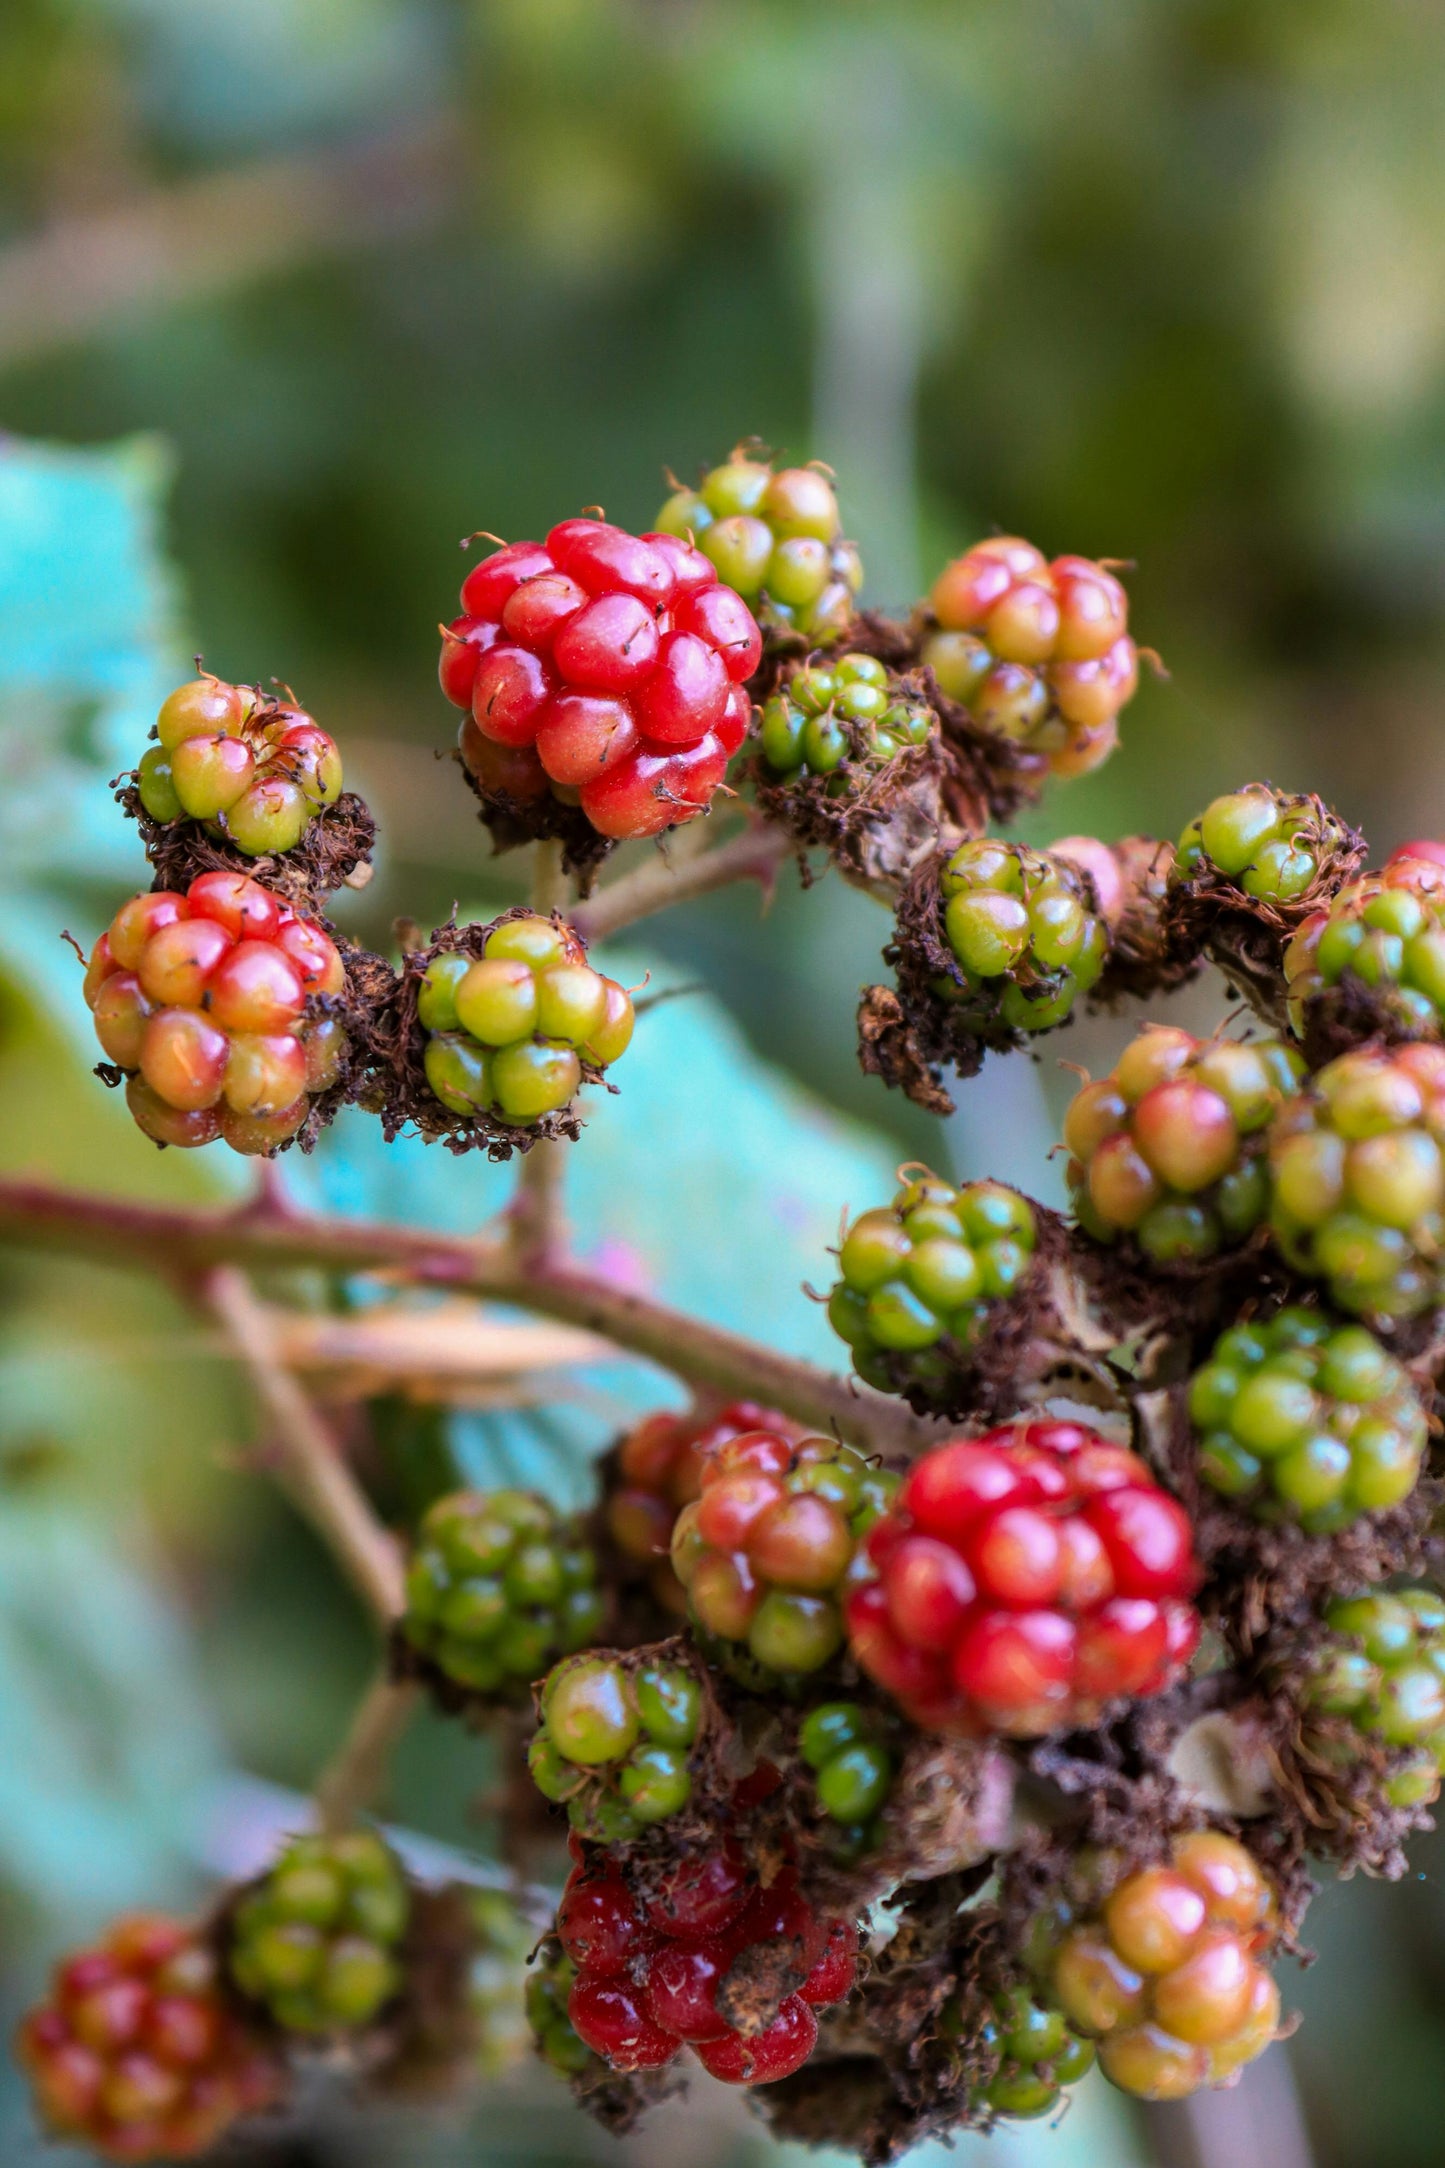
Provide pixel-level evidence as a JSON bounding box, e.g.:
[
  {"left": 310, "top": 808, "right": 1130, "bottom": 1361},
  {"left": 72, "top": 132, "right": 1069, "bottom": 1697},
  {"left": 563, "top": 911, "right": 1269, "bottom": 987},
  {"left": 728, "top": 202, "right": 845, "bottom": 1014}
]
[
  {"left": 1037, "top": 1834, "right": 1281, "bottom": 2101},
  {"left": 1285, "top": 856, "right": 1445, "bottom": 1037},
  {"left": 440, "top": 518, "right": 759, "bottom": 844},
  {"left": 604, "top": 1401, "right": 798, "bottom": 1617},
  {"left": 84, "top": 872, "right": 348, "bottom": 1156},
  {"left": 526, "top": 1946, "right": 596, "bottom": 2077},
  {"left": 16, "top": 1915, "right": 281, "bottom": 2162},
  {"left": 140, "top": 676, "right": 343, "bottom": 857},
  {"left": 797, "top": 1701, "right": 894, "bottom": 1859},
  {"left": 939, "top": 1984, "right": 1095, "bottom": 2121},
  {"left": 402, "top": 1487, "right": 605, "bottom": 1697},
  {"left": 847, "top": 1421, "right": 1201, "bottom": 1737},
  {"left": 1306, "top": 1588, "right": 1445, "bottom": 1808},
  {"left": 1268, "top": 1042, "right": 1445, "bottom": 1317},
  {"left": 758, "top": 653, "right": 933, "bottom": 784},
  {"left": 1188, "top": 1307, "right": 1427, "bottom": 1532},
  {"left": 1173, "top": 786, "right": 1350, "bottom": 906},
  {"left": 923, "top": 539, "right": 1137, "bottom": 777},
  {"left": 417, "top": 916, "right": 633, "bottom": 1130},
  {"left": 656, "top": 450, "right": 863, "bottom": 643},
  {"left": 670, "top": 1430, "right": 898, "bottom": 1682},
  {"left": 529, "top": 1652, "right": 705, "bottom": 1842},
  {"left": 1065, "top": 1026, "right": 1303, "bottom": 1263},
  {"left": 229, "top": 1831, "right": 410, "bottom": 2034},
  {"left": 827, "top": 1174, "right": 1038, "bottom": 1398},
  {"left": 468, "top": 1889, "right": 534, "bottom": 2078},
  {"left": 935, "top": 839, "right": 1108, "bottom": 1035}
]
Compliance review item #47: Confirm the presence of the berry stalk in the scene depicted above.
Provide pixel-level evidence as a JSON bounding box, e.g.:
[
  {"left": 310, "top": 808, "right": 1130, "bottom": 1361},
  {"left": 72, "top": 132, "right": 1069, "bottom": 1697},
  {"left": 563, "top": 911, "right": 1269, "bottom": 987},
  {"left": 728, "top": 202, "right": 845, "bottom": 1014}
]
[{"left": 568, "top": 817, "right": 793, "bottom": 945}]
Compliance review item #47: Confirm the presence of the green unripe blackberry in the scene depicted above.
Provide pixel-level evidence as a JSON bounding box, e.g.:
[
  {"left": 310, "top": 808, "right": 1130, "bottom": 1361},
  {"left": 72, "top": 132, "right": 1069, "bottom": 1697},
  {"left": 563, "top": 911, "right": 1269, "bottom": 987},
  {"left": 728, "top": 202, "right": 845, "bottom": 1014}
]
[
  {"left": 827, "top": 1173, "right": 1038, "bottom": 1398},
  {"left": 1307, "top": 1588, "right": 1445, "bottom": 1807},
  {"left": 1268, "top": 1042, "right": 1445, "bottom": 1317},
  {"left": 935, "top": 839, "right": 1107, "bottom": 1036},
  {"left": 1066, "top": 1025, "right": 1303, "bottom": 1263},
  {"left": 798, "top": 1701, "right": 894, "bottom": 1858},
  {"left": 940, "top": 1985, "right": 1095, "bottom": 2121},
  {"left": 1285, "top": 857, "right": 1445, "bottom": 1037},
  {"left": 526, "top": 1947, "right": 594, "bottom": 2077},
  {"left": 655, "top": 450, "right": 863, "bottom": 641},
  {"left": 229, "top": 1831, "right": 409, "bottom": 2033},
  {"left": 1173, "top": 786, "right": 1348, "bottom": 904},
  {"left": 528, "top": 1652, "right": 704, "bottom": 1843},
  {"left": 1189, "top": 1308, "right": 1427, "bottom": 1533},
  {"left": 403, "top": 1487, "right": 605, "bottom": 1696},
  {"left": 759, "top": 653, "right": 934, "bottom": 785},
  {"left": 469, "top": 1888, "right": 534, "bottom": 2078}
]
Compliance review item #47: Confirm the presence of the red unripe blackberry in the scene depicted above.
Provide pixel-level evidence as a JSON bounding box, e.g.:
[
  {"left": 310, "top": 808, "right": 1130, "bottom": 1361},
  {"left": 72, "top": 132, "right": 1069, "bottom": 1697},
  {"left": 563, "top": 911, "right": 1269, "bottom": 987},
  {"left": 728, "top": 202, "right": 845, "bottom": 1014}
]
[
  {"left": 439, "top": 515, "right": 760, "bottom": 841},
  {"left": 847, "top": 1421, "right": 1201, "bottom": 1737},
  {"left": 17, "top": 1914, "right": 281, "bottom": 2161},
  {"left": 1039, "top": 1834, "right": 1281, "bottom": 2100},
  {"left": 655, "top": 449, "right": 863, "bottom": 643},
  {"left": 140, "top": 675, "right": 343, "bottom": 856},
  {"left": 1065, "top": 1027, "right": 1302, "bottom": 1263},
  {"left": 604, "top": 1401, "right": 799, "bottom": 1615},
  {"left": 85, "top": 875, "right": 347, "bottom": 1156},
  {"left": 923, "top": 539, "right": 1138, "bottom": 776}
]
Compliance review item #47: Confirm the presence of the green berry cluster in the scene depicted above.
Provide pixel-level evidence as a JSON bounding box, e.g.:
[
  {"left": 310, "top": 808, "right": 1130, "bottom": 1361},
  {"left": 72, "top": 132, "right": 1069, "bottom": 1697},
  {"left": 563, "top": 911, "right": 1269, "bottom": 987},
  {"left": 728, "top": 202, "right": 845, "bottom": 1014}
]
[
  {"left": 1173, "top": 787, "right": 1345, "bottom": 905},
  {"left": 528, "top": 1654, "right": 703, "bottom": 1844},
  {"left": 941, "top": 1986, "right": 1095, "bottom": 2122},
  {"left": 1285, "top": 859, "right": 1445, "bottom": 1037},
  {"left": 827, "top": 1174, "right": 1037, "bottom": 1394},
  {"left": 419, "top": 916, "right": 634, "bottom": 1127},
  {"left": 656, "top": 450, "right": 863, "bottom": 640},
  {"left": 935, "top": 839, "right": 1107, "bottom": 1035},
  {"left": 229, "top": 1831, "right": 409, "bottom": 2033},
  {"left": 1189, "top": 1308, "right": 1427, "bottom": 1533},
  {"left": 1307, "top": 1589, "right": 1445, "bottom": 1809},
  {"left": 526, "top": 1947, "right": 593, "bottom": 2077},
  {"left": 468, "top": 1888, "right": 534, "bottom": 2079},
  {"left": 403, "top": 1487, "right": 605, "bottom": 1696},
  {"left": 798, "top": 1702, "right": 894, "bottom": 1860},
  {"left": 1269, "top": 1042, "right": 1445, "bottom": 1317},
  {"left": 138, "top": 675, "right": 343, "bottom": 857},
  {"left": 758, "top": 653, "right": 933, "bottom": 784}
]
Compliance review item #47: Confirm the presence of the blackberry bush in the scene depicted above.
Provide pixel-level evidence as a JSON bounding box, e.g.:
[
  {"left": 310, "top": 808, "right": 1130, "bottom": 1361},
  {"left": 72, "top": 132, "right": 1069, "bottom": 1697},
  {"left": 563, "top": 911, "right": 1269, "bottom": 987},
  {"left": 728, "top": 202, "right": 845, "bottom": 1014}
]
[
  {"left": 528, "top": 1651, "right": 705, "bottom": 1842},
  {"left": 228, "top": 1830, "right": 410, "bottom": 2034},
  {"left": 1307, "top": 1589, "right": 1445, "bottom": 1808},
  {"left": 402, "top": 1487, "right": 605, "bottom": 1697},
  {"left": 137, "top": 674, "right": 343, "bottom": 857},
  {"left": 757, "top": 653, "right": 933, "bottom": 782},
  {"left": 656, "top": 449, "right": 862, "bottom": 643},
  {"left": 1189, "top": 1307, "right": 1428, "bottom": 1531},
  {"left": 1065, "top": 1025, "right": 1303, "bottom": 1261}
]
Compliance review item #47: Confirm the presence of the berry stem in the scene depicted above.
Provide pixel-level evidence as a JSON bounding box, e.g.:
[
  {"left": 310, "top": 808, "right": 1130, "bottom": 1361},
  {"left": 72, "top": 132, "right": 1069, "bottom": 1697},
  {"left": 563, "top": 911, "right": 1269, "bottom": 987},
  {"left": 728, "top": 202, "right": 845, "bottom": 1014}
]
[
  {"left": 507, "top": 838, "right": 580, "bottom": 1268},
  {"left": 570, "top": 817, "right": 793, "bottom": 945},
  {"left": 204, "top": 1263, "right": 407, "bottom": 1624},
  {"left": 313, "top": 1671, "right": 421, "bottom": 1833}
]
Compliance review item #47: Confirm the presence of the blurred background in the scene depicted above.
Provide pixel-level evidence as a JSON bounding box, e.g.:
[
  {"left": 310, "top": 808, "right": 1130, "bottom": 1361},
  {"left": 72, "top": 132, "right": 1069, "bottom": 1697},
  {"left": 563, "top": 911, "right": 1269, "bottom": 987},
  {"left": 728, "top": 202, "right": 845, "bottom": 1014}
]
[{"left": 4, "top": 1, "right": 1445, "bottom": 2163}]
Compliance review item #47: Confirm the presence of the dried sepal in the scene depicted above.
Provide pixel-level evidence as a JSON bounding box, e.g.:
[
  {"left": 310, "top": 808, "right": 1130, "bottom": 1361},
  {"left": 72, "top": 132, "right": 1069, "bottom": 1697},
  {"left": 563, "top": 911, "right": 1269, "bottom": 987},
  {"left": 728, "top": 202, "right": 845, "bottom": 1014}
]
[{"left": 117, "top": 773, "right": 376, "bottom": 914}]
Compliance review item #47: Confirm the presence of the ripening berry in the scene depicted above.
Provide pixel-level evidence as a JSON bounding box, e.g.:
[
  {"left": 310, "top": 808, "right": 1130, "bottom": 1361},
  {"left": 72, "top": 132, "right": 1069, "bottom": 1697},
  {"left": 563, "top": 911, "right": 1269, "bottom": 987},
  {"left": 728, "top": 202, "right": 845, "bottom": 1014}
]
[
  {"left": 797, "top": 1701, "right": 894, "bottom": 1860},
  {"left": 139, "top": 676, "right": 343, "bottom": 856},
  {"left": 229, "top": 1831, "right": 409, "bottom": 2035},
  {"left": 1285, "top": 855, "right": 1445, "bottom": 1037},
  {"left": 758, "top": 651, "right": 933, "bottom": 787},
  {"left": 83, "top": 874, "right": 347, "bottom": 1157},
  {"left": 846, "top": 1420, "right": 1201, "bottom": 1738},
  {"left": 1189, "top": 1307, "right": 1427, "bottom": 1532},
  {"left": 938, "top": 1983, "right": 1095, "bottom": 2121},
  {"left": 670, "top": 1430, "right": 898, "bottom": 1682},
  {"left": 1306, "top": 1587, "right": 1445, "bottom": 1807},
  {"left": 441, "top": 516, "right": 760, "bottom": 842},
  {"left": 923, "top": 540, "right": 1137, "bottom": 777},
  {"left": 1066, "top": 1027, "right": 1302, "bottom": 1263},
  {"left": 1040, "top": 1835, "right": 1280, "bottom": 2101},
  {"left": 402, "top": 1486, "right": 604, "bottom": 1696},
  {"left": 655, "top": 450, "right": 863, "bottom": 643},
  {"left": 16, "top": 1914, "right": 282, "bottom": 2162},
  {"left": 934, "top": 839, "right": 1108, "bottom": 1038},
  {"left": 1173, "top": 786, "right": 1349, "bottom": 905},
  {"left": 529, "top": 1652, "right": 704, "bottom": 1841},
  {"left": 604, "top": 1401, "right": 799, "bottom": 1615},
  {"left": 1268, "top": 1043, "right": 1445, "bottom": 1317}
]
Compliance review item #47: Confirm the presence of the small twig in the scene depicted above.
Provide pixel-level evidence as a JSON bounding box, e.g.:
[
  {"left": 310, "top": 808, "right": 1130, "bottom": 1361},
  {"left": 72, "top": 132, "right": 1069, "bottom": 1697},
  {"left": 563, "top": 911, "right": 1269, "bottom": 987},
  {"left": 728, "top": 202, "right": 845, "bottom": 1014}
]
[
  {"left": 314, "top": 1673, "right": 422, "bottom": 1834},
  {"left": 571, "top": 819, "right": 794, "bottom": 945},
  {"left": 205, "top": 1265, "right": 406, "bottom": 1625},
  {"left": 509, "top": 840, "right": 577, "bottom": 1268},
  {"left": 531, "top": 836, "right": 571, "bottom": 918}
]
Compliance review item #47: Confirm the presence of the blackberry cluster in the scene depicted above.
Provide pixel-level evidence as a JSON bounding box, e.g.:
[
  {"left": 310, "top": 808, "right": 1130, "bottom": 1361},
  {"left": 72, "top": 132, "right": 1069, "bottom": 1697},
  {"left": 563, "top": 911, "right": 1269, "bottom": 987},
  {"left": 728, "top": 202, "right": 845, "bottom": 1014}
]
[
  {"left": 1036, "top": 1835, "right": 1280, "bottom": 2101},
  {"left": 939, "top": 1985, "right": 1094, "bottom": 2122},
  {"left": 656, "top": 450, "right": 863, "bottom": 642},
  {"left": 1307, "top": 1589, "right": 1445, "bottom": 1808},
  {"left": 418, "top": 916, "right": 633, "bottom": 1127},
  {"left": 1189, "top": 1308, "right": 1427, "bottom": 1531},
  {"left": 1285, "top": 853, "right": 1445, "bottom": 1036},
  {"left": 137, "top": 675, "right": 343, "bottom": 857},
  {"left": 758, "top": 653, "right": 934, "bottom": 782},
  {"left": 1269, "top": 1043, "right": 1445, "bottom": 1317},
  {"left": 922, "top": 538, "right": 1137, "bottom": 777},
  {"left": 1173, "top": 786, "right": 1349, "bottom": 905},
  {"left": 934, "top": 838, "right": 1107, "bottom": 1035},
  {"left": 439, "top": 517, "right": 759, "bottom": 842},
  {"left": 402, "top": 1487, "right": 604, "bottom": 1696},
  {"left": 670, "top": 1429, "right": 898, "bottom": 1680},
  {"left": 228, "top": 1832, "right": 410, "bottom": 2034},
  {"left": 528, "top": 1653, "right": 704, "bottom": 1843},
  {"left": 603, "top": 1400, "right": 796, "bottom": 1617},
  {"left": 468, "top": 1889, "right": 534, "bottom": 2078},
  {"left": 827, "top": 1173, "right": 1038, "bottom": 1394},
  {"left": 83, "top": 871, "right": 347, "bottom": 1154},
  {"left": 17, "top": 1916, "right": 280, "bottom": 2163},
  {"left": 1065, "top": 1025, "right": 1303, "bottom": 1262},
  {"left": 797, "top": 1701, "right": 894, "bottom": 1859},
  {"left": 847, "top": 1423, "right": 1201, "bottom": 1737}
]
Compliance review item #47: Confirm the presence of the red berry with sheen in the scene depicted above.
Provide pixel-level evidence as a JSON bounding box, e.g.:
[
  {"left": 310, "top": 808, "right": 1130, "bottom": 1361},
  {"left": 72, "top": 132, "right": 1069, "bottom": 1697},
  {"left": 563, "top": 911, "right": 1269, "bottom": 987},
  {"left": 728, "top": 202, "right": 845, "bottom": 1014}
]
[{"left": 847, "top": 1421, "right": 1202, "bottom": 1737}]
